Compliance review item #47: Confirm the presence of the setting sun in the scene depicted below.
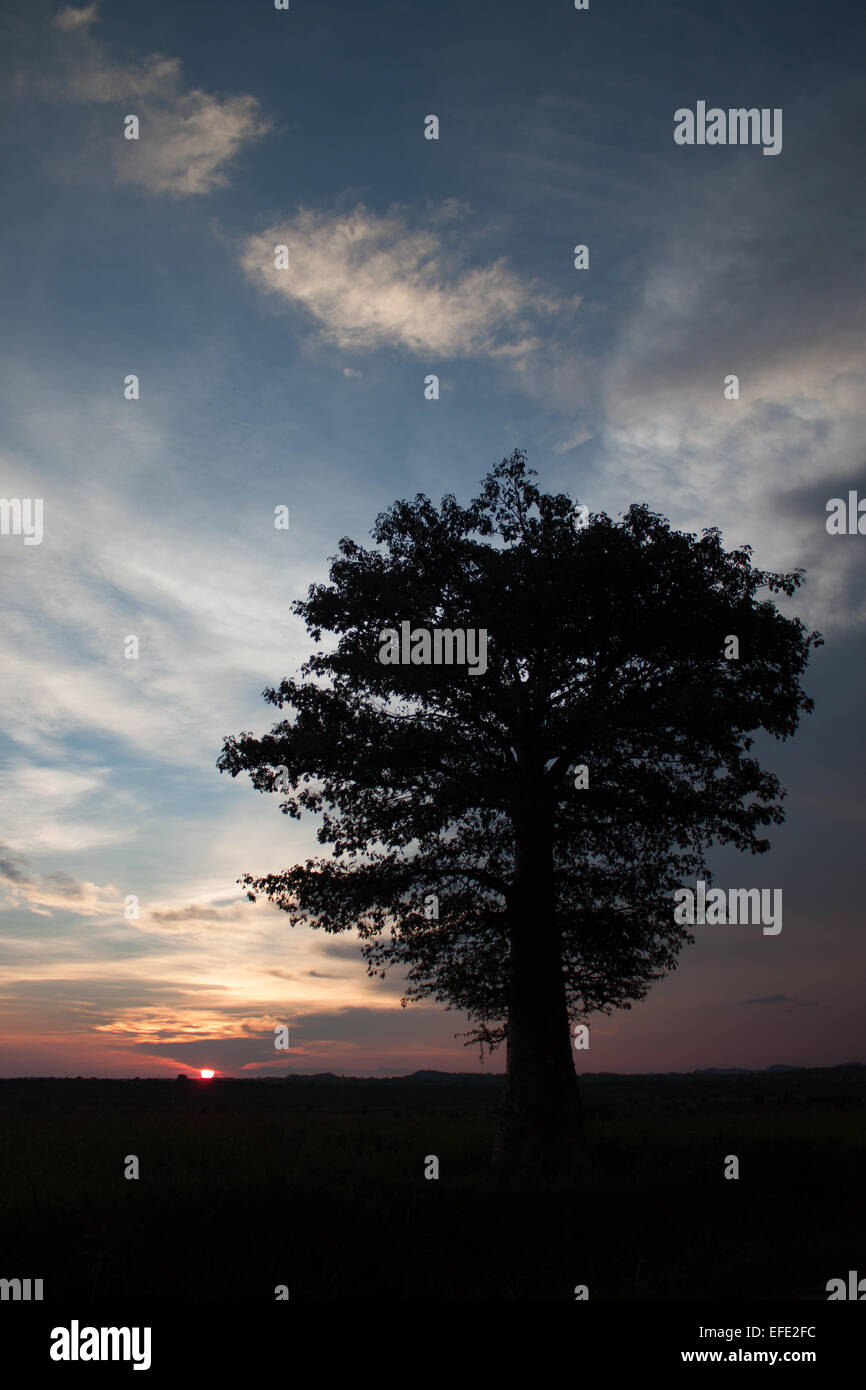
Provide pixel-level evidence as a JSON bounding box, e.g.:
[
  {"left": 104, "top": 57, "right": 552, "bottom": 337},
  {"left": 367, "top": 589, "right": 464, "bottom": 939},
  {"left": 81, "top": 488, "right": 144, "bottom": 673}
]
[{"left": 200, "top": 1069, "right": 214, "bottom": 1079}]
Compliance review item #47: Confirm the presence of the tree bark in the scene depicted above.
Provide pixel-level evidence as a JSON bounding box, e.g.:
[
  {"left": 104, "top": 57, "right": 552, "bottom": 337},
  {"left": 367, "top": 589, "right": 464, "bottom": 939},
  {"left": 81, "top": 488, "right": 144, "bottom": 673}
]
[{"left": 494, "top": 805, "right": 583, "bottom": 1181}]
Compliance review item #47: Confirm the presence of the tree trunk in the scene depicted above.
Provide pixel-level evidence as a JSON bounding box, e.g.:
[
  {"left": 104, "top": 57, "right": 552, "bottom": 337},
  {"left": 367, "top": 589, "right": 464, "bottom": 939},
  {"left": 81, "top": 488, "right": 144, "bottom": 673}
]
[{"left": 494, "top": 808, "right": 583, "bottom": 1181}]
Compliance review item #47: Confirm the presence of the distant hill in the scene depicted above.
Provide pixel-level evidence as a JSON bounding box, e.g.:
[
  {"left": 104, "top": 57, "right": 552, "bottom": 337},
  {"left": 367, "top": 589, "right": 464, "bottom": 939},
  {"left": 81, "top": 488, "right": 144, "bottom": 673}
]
[
  {"left": 400, "top": 1069, "right": 501, "bottom": 1084},
  {"left": 283, "top": 1072, "right": 344, "bottom": 1083},
  {"left": 281, "top": 1069, "right": 501, "bottom": 1084},
  {"left": 402, "top": 1064, "right": 863, "bottom": 1081},
  {"left": 279, "top": 1063, "right": 863, "bottom": 1083}
]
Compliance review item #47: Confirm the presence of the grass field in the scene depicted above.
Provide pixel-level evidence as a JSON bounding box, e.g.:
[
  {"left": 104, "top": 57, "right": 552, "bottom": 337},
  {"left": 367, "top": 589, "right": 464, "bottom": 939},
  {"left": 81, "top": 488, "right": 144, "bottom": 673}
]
[{"left": 0, "top": 1067, "right": 862, "bottom": 1300}]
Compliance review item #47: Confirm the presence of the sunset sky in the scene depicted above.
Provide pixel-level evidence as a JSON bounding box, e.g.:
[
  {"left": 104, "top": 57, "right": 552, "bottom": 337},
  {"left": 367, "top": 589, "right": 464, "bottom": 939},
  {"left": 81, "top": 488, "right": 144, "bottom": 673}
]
[{"left": 0, "top": 0, "right": 863, "bottom": 1077}]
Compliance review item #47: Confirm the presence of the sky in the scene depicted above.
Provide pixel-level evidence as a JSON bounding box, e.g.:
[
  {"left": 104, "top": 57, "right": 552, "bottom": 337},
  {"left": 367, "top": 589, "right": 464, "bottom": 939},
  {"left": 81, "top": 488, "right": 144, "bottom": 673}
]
[{"left": 0, "top": 0, "right": 864, "bottom": 1077}]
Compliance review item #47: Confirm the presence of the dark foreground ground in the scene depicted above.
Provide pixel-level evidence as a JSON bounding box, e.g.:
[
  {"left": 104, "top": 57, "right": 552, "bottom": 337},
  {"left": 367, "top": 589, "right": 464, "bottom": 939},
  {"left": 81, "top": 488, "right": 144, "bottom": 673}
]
[{"left": 0, "top": 1066, "right": 862, "bottom": 1300}]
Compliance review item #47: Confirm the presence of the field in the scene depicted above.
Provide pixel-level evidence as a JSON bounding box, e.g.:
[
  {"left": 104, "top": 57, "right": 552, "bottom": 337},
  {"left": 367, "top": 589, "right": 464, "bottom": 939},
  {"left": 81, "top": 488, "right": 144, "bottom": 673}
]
[{"left": 0, "top": 1067, "right": 862, "bottom": 1301}]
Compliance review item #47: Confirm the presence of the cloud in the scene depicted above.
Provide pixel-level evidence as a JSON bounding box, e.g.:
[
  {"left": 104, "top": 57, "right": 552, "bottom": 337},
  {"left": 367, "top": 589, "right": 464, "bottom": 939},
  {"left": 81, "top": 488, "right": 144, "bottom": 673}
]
[
  {"left": 149, "top": 903, "right": 236, "bottom": 924},
  {"left": 0, "top": 847, "right": 31, "bottom": 884},
  {"left": 597, "top": 93, "right": 866, "bottom": 632},
  {"left": 0, "top": 766, "right": 135, "bottom": 856},
  {"left": 131, "top": 1034, "right": 282, "bottom": 1069},
  {"left": 119, "top": 91, "right": 269, "bottom": 196},
  {"left": 127, "top": 1003, "right": 469, "bottom": 1073},
  {"left": 53, "top": 3, "right": 98, "bottom": 30},
  {"left": 18, "top": 7, "right": 270, "bottom": 195},
  {"left": 38, "top": 871, "right": 85, "bottom": 898},
  {"left": 239, "top": 205, "right": 566, "bottom": 361},
  {"left": 553, "top": 425, "right": 594, "bottom": 455},
  {"left": 147, "top": 901, "right": 261, "bottom": 929},
  {"left": 0, "top": 848, "right": 117, "bottom": 917},
  {"left": 0, "top": 377, "right": 322, "bottom": 773}
]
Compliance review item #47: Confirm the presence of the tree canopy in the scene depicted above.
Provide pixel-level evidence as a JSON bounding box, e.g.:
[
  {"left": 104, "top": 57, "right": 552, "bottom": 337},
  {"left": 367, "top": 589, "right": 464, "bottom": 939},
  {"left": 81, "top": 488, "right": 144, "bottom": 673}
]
[{"left": 218, "top": 450, "right": 821, "bottom": 1172}]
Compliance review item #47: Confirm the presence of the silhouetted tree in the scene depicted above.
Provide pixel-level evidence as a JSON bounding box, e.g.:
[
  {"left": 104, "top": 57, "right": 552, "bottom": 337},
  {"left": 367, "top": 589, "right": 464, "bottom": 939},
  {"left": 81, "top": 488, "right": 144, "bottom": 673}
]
[{"left": 218, "top": 450, "right": 821, "bottom": 1178}]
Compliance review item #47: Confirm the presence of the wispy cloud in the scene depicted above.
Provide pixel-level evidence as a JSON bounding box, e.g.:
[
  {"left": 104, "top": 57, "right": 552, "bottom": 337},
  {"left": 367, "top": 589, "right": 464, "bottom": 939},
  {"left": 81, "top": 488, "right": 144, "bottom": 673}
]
[
  {"left": 0, "top": 841, "right": 119, "bottom": 916},
  {"left": 0, "top": 846, "right": 31, "bottom": 884},
  {"left": 596, "top": 101, "right": 866, "bottom": 632},
  {"left": 0, "top": 767, "right": 136, "bottom": 856},
  {"left": 16, "top": 4, "right": 270, "bottom": 195},
  {"left": 53, "top": 3, "right": 98, "bottom": 31},
  {"left": 552, "top": 425, "right": 594, "bottom": 455},
  {"left": 239, "top": 204, "right": 568, "bottom": 361}
]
